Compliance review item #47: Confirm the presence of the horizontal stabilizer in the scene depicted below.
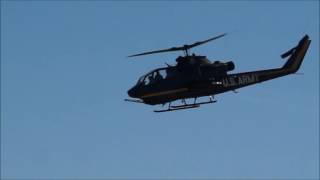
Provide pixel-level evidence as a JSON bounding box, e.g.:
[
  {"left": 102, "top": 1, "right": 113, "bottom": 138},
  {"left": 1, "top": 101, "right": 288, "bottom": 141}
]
[{"left": 281, "top": 47, "right": 296, "bottom": 59}]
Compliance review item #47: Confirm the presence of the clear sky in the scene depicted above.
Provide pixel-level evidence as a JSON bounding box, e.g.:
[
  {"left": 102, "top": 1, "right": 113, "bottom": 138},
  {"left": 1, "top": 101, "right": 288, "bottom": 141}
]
[{"left": 1, "top": 1, "right": 319, "bottom": 179}]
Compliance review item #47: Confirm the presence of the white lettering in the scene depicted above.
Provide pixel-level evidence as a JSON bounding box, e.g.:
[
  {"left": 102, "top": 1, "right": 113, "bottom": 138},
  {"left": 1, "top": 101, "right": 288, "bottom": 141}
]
[{"left": 222, "top": 74, "right": 259, "bottom": 87}]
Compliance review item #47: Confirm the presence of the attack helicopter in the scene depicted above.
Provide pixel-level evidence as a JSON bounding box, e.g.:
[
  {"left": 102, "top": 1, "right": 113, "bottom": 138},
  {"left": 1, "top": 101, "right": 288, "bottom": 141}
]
[{"left": 125, "top": 33, "right": 311, "bottom": 112}]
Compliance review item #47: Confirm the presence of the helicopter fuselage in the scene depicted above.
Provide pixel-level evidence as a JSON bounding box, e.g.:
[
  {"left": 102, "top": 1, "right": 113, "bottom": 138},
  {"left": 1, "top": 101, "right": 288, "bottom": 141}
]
[{"left": 127, "top": 35, "right": 311, "bottom": 107}]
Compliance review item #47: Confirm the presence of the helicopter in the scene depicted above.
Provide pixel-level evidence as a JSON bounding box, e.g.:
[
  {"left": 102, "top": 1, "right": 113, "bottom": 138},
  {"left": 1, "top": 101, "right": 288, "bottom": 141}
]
[{"left": 125, "top": 33, "right": 311, "bottom": 112}]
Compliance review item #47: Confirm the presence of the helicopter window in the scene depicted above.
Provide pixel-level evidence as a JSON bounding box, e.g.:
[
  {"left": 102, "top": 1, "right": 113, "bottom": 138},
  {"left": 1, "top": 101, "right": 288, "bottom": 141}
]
[
  {"left": 157, "top": 69, "right": 167, "bottom": 79},
  {"left": 148, "top": 74, "right": 155, "bottom": 85},
  {"left": 143, "top": 75, "right": 150, "bottom": 85},
  {"left": 137, "top": 76, "right": 145, "bottom": 85}
]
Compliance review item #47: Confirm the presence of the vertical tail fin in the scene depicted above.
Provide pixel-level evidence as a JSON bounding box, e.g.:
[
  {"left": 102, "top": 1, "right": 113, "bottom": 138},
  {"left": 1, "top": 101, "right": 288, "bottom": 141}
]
[{"left": 281, "top": 35, "right": 311, "bottom": 73}]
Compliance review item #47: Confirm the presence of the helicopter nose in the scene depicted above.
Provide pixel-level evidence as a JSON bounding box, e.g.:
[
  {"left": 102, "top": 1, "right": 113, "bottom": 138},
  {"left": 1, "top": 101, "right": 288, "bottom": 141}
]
[{"left": 127, "top": 87, "right": 137, "bottom": 98}]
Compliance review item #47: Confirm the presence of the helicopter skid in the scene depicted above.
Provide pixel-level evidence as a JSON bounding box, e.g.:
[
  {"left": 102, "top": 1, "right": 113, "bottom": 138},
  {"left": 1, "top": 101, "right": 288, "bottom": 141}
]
[
  {"left": 154, "top": 98, "right": 217, "bottom": 113},
  {"left": 154, "top": 104, "right": 200, "bottom": 113},
  {"left": 124, "top": 98, "right": 144, "bottom": 103},
  {"left": 171, "top": 100, "right": 217, "bottom": 108}
]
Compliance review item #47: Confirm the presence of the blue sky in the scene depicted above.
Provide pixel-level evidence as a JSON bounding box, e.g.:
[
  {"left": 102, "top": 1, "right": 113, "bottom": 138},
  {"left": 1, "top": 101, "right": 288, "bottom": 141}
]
[{"left": 1, "top": 1, "right": 319, "bottom": 179}]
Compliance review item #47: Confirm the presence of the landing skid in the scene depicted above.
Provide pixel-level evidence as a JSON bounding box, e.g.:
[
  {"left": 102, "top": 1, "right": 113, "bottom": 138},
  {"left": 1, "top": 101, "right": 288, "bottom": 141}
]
[
  {"left": 124, "top": 98, "right": 144, "bottom": 103},
  {"left": 171, "top": 100, "right": 217, "bottom": 108},
  {"left": 154, "top": 104, "right": 200, "bottom": 113},
  {"left": 154, "top": 96, "right": 217, "bottom": 113}
]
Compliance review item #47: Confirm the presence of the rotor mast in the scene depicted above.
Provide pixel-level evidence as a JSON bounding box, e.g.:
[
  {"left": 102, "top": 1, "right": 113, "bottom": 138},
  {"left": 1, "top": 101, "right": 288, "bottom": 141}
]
[{"left": 184, "top": 45, "right": 189, "bottom": 56}]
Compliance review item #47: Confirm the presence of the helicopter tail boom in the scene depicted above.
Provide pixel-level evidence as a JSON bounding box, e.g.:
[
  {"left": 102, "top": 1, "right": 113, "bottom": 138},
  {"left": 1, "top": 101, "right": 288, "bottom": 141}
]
[{"left": 219, "top": 34, "right": 311, "bottom": 92}]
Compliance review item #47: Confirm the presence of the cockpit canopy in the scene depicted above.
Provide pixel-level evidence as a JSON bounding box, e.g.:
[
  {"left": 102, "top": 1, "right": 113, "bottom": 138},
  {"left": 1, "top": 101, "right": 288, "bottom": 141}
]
[{"left": 137, "top": 68, "right": 172, "bottom": 86}]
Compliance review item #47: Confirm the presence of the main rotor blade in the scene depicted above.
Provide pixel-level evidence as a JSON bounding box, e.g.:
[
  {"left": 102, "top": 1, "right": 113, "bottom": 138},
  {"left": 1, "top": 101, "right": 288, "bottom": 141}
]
[
  {"left": 128, "top": 46, "right": 183, "bottom": 57},
  {"left": 127, "top": 33, "right": 227, "bottom": 58},
  {"left": 184, "top": 33, "right": 227, "bottom": 49}
]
